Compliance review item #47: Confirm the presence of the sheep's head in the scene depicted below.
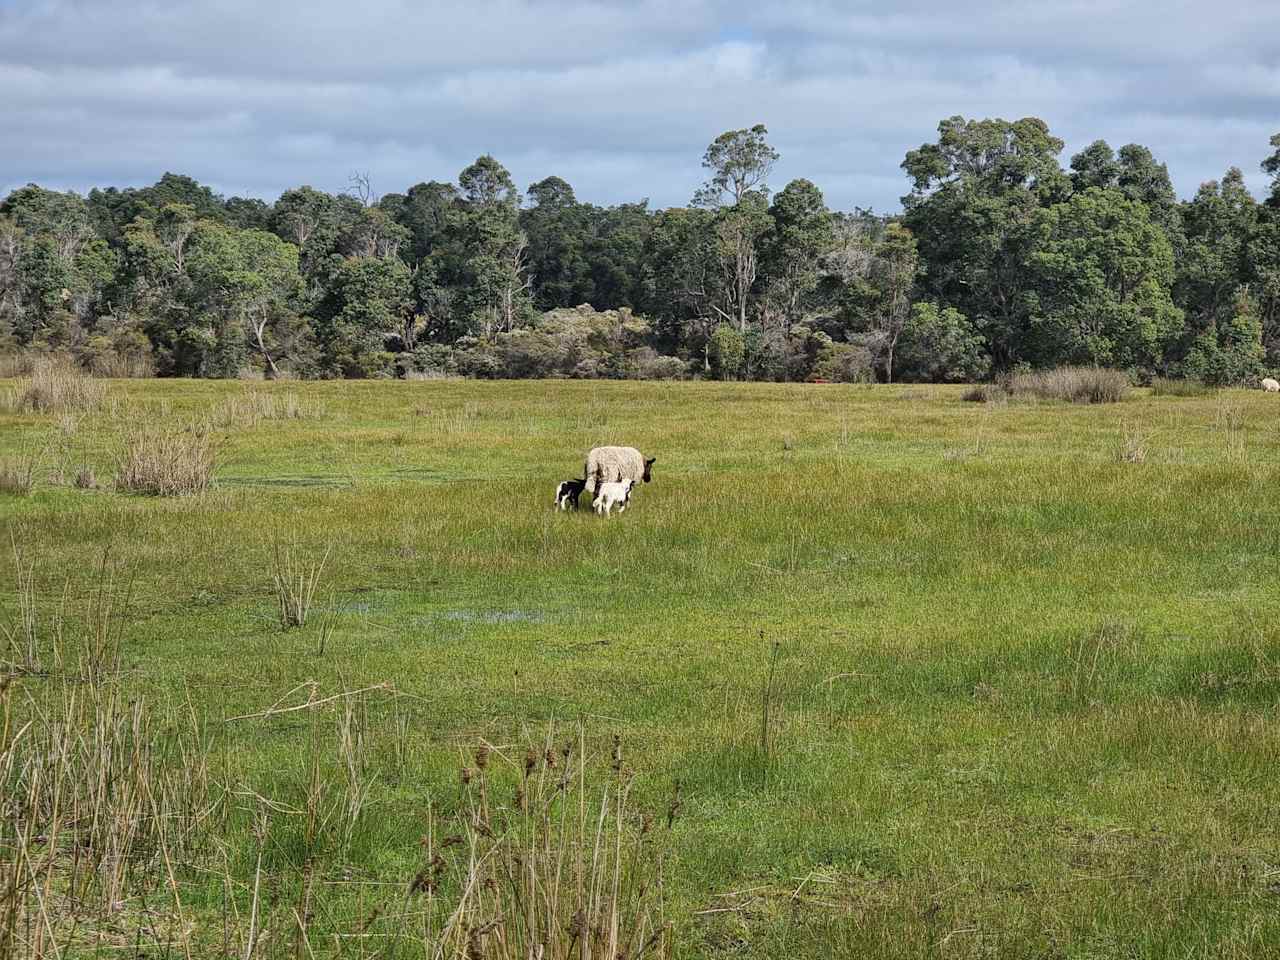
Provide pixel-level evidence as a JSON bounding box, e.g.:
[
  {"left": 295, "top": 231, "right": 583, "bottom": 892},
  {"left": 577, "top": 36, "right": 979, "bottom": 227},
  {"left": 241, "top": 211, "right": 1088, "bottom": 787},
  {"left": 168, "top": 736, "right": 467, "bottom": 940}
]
[{"left": 643, "top": 457, "right": 655, "bottom": 482}]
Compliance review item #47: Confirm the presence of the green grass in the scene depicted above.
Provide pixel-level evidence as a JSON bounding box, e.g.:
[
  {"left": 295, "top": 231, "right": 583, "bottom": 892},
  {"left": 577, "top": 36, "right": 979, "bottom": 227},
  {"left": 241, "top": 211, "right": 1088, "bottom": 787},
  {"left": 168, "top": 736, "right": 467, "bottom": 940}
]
[{"left": 4, "top": 378, "right": 1280, "bottom": 957}]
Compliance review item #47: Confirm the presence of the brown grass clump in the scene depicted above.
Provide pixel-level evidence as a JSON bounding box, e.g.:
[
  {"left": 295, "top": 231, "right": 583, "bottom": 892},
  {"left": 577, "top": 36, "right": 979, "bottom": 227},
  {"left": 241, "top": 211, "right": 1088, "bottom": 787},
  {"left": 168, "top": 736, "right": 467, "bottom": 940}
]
[
  {"left": 116, "top": 423, "right": 216, "bottom": 496},
  {"left": 5, "top": 356, "right": 108, "bottom": 414},
  {"left": 88, "top": 351, "right": 155, "bottom": 379},
  {"left": 1115, "top": 421, "right": 1152, "bottom": 463},
  {"left": 961, "top": 383, "right": 1007, "bottom": 404},
  {"left": 1006, "top": 366, "right": 1130, "bottom": 404},
  {"left": 0, "top": 457, "right": 37, "bottom": 497},
  {"left": 73, "top": 465, "right": 97, "bottom": 490},
  {"left": 0, "top": 441, "right": 46, "bottom": 497}
]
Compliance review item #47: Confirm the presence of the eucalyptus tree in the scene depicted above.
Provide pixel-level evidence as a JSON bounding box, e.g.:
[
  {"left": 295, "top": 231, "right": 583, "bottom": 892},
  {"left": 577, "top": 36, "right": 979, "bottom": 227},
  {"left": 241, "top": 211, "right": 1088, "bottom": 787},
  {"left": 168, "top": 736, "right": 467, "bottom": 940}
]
[
  {"left": 1026, "top": 186, "right": 1181, "bottom": 369},
  {"left": 901, "top": 115, "right": 1065, "bottom": 368},
  {"left": 694, "top": 124, "right": 779, "bottom": 332},
  {"left": 760, "top": 178, "right": 834, "bottom": 333},
  {"left": 446, "top": 155, "right": 532, "bottom": 337}
]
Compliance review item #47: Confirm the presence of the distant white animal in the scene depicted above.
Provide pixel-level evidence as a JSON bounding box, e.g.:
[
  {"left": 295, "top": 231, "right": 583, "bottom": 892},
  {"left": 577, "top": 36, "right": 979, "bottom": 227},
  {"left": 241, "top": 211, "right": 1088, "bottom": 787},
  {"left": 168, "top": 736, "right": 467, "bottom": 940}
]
[
  {"left": 593, "top": 478, "right": 635, "bottom": 517},
  {"left": 1262, "top": 378, "right": 1280, "bottom": 393}
]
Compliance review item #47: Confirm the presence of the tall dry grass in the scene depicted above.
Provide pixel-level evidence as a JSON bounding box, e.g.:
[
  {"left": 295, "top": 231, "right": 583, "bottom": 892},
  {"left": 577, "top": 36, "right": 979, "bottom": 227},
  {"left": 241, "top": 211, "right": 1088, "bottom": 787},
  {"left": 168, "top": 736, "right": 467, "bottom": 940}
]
[
  {"left": 211, "top": 389, "right": 325, "bottom": 429},
  {"left": 1, "top": 540, "right": 671, "bottom": 958},
  {"left": 88, "top": 351, "right": 155, "bottom": 379},
  {"left": 272, "top": 539, "right": 331, "bottom": 628},
  {"left": 0, "top": 452, "right": 39, "bottom": 497},
  {"left": 116, "top": 423, "right": 216, "bottom": 496},
  {"left": 1006, "top": 366, "right": 1130, "bottom": 404},
  {"left": 424, "top": 730, "right": 672, "bottom": 960},
  {"left": 1, "top": 547, "right": 214, "bottom": 959},
  {"left": 3, "top": 356, "right": 108, "bottom": 415}
]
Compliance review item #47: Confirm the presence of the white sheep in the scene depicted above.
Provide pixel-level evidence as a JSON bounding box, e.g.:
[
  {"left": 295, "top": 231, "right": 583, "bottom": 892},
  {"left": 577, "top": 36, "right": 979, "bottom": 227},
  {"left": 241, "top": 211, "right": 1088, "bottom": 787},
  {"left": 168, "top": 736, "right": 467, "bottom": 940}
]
[
  {"left": 583, "top": 446, "right": 655, "bottom": 496},
  {"left": 593, "top": 478, "right": 635, "bottom": 517},
  {"left": 1262, "top": 378, "right": 1280, "bottom": 393}
]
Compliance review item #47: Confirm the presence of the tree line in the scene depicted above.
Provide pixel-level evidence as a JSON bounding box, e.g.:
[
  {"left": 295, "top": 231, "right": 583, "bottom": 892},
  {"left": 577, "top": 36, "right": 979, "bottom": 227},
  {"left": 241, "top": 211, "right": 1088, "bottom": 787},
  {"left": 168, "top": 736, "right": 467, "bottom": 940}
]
[{"left": 2, "top": 117, "right": 1279, "bottom": 384}]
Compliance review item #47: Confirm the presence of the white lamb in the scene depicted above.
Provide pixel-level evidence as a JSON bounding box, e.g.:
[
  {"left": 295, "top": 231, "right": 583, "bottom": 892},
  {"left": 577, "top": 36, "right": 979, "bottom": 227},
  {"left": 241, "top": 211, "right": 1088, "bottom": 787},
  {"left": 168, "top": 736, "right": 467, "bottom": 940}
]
[
  {"left": 593, "top": 478, "right": 635, "bottom": 517},
  {"left": 1262, "top": 378, "right": 1280, "bottom": 393}
]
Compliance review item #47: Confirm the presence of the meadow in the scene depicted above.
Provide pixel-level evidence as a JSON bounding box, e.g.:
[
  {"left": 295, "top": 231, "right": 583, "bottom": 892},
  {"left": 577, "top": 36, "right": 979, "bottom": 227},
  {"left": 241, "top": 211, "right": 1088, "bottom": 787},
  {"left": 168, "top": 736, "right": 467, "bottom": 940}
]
[{"left": 3, "top": 374, "right": 1280, "bottom": 958}]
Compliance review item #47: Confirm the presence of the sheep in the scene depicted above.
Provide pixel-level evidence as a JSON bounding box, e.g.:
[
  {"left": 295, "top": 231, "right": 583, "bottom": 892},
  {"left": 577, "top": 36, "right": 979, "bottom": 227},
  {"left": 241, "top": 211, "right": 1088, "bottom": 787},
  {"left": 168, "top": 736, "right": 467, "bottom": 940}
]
[
  {"left": 593, "top": 477, "right": 634, "bottom": 517},
  {"left": 1262, "top": 378, "right": 1280, "bottom": 393},
  {"left": 583, "top": 446, "right": 655, "bottom": 496},
  {"left": 554, "top": 478, "right": 586, "bottom": 511}
]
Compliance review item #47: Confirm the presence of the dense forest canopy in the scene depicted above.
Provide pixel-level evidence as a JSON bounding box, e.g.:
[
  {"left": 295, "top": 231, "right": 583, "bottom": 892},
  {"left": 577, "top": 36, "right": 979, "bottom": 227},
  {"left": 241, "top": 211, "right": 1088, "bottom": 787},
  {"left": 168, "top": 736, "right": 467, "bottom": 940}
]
[{"left": 3, "top": 118, "right": 1279, "bottom": 384}]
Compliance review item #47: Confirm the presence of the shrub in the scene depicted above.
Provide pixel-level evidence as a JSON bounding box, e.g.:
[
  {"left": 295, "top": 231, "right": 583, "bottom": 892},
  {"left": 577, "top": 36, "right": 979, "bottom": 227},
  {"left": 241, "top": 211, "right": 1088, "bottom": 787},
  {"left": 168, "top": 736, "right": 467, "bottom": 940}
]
[
  {"left": 708, "top": 325, "right": 746, "bottom": 380},
  {"left": 811, "top": 333, "right": 875, "bottom": 383},
  {"left": 634, "top": 351, "right": 688, "bottom": 380},
  {"left": 6, "top": 356, "right": 107, "bottom": 414},
  {"left": 116, "top": 423, "right": 216, "bottom": 496},
  {"left": 1006, "top": 366, "right": 1130, "bottom": 404},
  {"left": 404, "top": 343, "right": 458, "bottom": 378},
  {"left": 896, "top": 302, "right": 991, "bottom": 383}
]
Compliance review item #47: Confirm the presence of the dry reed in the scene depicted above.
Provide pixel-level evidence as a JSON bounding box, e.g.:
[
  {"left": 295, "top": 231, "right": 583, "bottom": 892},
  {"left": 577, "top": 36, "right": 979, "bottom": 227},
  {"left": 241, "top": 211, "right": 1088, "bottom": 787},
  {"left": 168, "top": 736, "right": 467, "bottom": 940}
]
[{"left": 116, "top": 423, "right": 216, "bottom": 496}]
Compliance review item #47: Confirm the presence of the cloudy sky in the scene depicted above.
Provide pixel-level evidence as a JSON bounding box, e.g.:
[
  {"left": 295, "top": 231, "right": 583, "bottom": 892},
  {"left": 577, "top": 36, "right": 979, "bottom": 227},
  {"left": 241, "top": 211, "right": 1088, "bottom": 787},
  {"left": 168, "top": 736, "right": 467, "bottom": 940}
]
[{"left": 2, "top": 0, "right": 1278, "bottom": 213}]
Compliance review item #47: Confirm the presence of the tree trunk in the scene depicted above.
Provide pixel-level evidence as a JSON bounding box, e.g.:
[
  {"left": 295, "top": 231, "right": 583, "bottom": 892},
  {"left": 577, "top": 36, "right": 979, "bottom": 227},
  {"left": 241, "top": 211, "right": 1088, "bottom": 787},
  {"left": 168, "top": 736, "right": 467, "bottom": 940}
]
[{"left": 253, "top": 318, "right": 279, "bottom": 378}]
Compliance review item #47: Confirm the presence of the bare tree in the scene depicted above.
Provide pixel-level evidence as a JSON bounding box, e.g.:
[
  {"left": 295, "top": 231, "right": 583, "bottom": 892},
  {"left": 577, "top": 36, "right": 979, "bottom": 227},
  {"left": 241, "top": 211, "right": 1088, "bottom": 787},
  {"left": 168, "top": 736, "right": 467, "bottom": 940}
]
[{"left": 346, "top": 171, "right": 377, "bottom": 207}]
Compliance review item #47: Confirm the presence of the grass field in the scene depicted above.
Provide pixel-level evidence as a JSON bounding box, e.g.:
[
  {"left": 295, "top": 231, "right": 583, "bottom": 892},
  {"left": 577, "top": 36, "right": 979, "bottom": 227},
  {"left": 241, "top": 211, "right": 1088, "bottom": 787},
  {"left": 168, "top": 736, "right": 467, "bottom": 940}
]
[{"left": 3, "top": 377, "right": 1280, "bottom": 958}]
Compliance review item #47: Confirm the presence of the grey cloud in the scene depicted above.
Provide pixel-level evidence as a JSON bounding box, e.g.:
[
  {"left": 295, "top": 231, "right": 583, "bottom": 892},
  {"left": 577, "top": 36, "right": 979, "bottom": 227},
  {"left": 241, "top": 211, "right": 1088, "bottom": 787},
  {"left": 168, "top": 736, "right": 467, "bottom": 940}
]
[{"left": 2, "top": 0, "right": 1278, "bottom": 211}]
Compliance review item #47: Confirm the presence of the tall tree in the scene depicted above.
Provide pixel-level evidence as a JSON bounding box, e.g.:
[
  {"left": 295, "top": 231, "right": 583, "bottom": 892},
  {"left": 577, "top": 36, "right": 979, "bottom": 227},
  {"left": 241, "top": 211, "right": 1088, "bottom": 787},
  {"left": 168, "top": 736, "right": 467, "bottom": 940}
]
[
  {"left": 902, "top": 116, "right": 1066, "bottom": 369},
  {"left": 869, "top": 223, "right": 920, "bottom": 381},
  {"left": 694, "top": 124, "right": 779, "bottom": 332},
  {"left": 760, "top": 179, "right": 834, "bottom": 332},
  {"left": 445, "top": 156, "right": 531, "bottom": 337},
  {"left": 1028, "top": 187, "right": 1181, "bottom": 368},
  {"left": 521, "top": 176, "right": 594, "bottom": 309}
]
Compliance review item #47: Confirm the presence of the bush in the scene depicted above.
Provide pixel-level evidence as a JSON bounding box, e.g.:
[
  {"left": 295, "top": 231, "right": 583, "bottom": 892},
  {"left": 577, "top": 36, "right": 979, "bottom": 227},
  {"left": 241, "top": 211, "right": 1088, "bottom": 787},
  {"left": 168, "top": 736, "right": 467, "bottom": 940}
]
[
  {"left": 1006, "top": 366, "right": 1130, "bottom": 404},
  {"left": 896, "top": 303, "right": 991, "bottom": 383},
  {"left": 708, "top": 325, "right": 746, "bottom": 381},
  {"left": 116, "top": 423, "right": 216, "bottom": 496},
  {"left": 633, "top": 350, "right": 688, "bottom": 380},
  {"left": 811, "top": 333, "right": 875, "bottom": 383},
  {"left": 404, "top": 343, "right": 458, "bottom": 378}
]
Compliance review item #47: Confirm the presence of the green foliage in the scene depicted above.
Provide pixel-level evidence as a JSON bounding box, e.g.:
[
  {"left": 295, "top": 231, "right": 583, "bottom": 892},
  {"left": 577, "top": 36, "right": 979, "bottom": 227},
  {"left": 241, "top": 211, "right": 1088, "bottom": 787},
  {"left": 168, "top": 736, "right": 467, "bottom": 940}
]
[
  {"left": 810, "top": 331, "right": 874, "bottom": 382},
  {"left": 1177, "top": 290, "right": 1265, "bottom": 386},
  {"left": 896, "top": 302, "right": 990, "bottom": 382},
  {"left": 2, "top": 123, "right": 1279, "bottom": 386},
  {"left": 317, "top": 256, "right": 410, "bottom": 377},
  {"left": 1025, "top": 187, "right": 1182, "bottom": 368},
  {"left": 708, "top": 324, "right": 745, "bottom": 380}
]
